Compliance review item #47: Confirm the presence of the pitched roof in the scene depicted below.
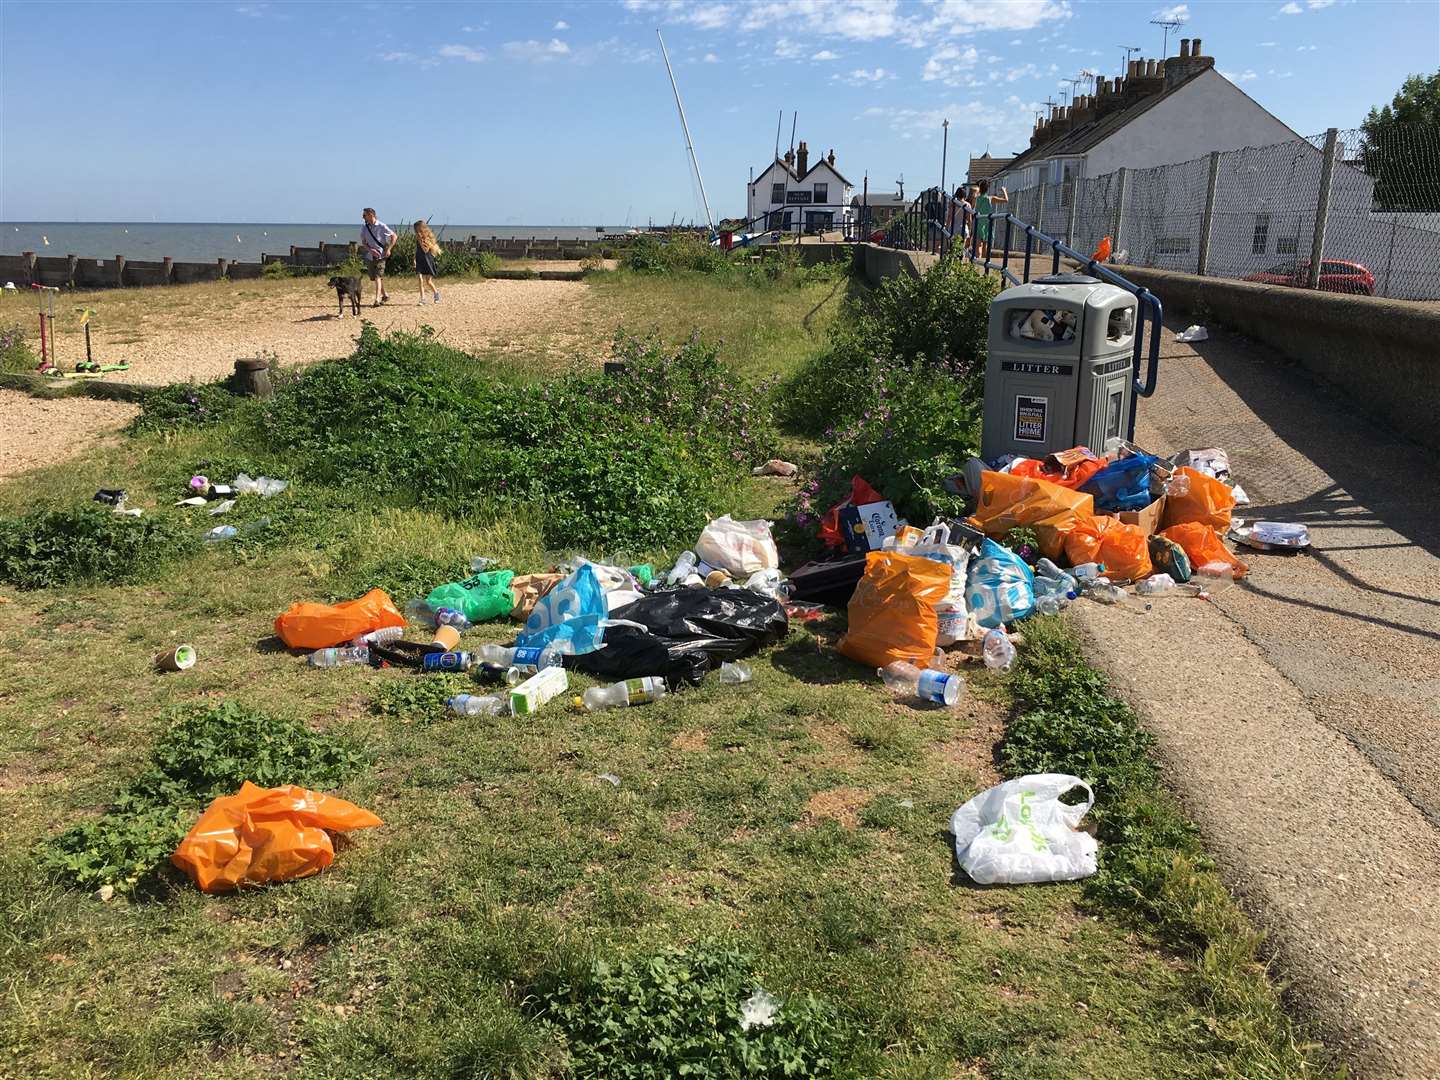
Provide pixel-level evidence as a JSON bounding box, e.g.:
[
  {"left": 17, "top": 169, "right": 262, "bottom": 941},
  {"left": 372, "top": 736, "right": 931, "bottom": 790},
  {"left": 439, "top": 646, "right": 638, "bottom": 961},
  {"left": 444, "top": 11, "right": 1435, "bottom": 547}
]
[
  {"left": 851, "top": 192, "right": 909, "bottom": 206},
  {"left": 799, "top": 158, "right": 852, "bottom": 187},
  {"left": 1000, "top": 66, "right": 1211, "bottom": 177}
]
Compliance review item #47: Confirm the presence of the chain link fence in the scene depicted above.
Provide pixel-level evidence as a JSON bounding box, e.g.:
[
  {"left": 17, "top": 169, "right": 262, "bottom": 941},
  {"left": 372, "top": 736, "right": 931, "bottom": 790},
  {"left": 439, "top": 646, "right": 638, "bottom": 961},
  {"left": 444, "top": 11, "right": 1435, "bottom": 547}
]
[{"left": 999, "top": 123, "right": 1440, "bottom": 300}]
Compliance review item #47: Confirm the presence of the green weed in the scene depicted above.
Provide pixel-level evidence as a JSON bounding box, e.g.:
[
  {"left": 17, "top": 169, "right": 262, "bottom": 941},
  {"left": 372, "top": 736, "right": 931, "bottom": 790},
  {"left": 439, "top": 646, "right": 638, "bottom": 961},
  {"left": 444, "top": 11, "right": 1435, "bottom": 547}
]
[{"left": 0, "top": 505, "right": 198, "bottom": 589}]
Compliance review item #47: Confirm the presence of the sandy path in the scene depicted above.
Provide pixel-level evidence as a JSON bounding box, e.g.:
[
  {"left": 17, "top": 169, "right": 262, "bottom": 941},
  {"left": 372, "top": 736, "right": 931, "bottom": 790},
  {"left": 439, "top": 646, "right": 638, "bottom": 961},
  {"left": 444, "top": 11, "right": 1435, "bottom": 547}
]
[
  {"left": 1, "top": 277, "right": 605, "bottom": 486},
  {"left": 0, "top": 389, "right": 139, "bottom": 481}
]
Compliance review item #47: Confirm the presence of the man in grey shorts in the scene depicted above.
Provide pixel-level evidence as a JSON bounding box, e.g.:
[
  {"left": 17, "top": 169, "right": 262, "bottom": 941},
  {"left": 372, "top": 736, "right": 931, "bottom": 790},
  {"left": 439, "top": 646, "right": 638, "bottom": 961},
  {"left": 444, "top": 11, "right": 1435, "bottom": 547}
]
[{"left": 360, "top": 208, "right": 396, "bottom": 306}]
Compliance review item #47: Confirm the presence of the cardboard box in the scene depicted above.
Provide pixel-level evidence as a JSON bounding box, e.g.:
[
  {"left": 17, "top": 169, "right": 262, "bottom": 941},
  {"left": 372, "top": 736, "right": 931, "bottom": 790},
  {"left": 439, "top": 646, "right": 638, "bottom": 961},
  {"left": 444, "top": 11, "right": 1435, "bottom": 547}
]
[
  {"left": 838, "top": 500, "right": 901, "bottom": 553},
  {"left": 1101, "top": 495, "right": 1166, "bottom": 536}
]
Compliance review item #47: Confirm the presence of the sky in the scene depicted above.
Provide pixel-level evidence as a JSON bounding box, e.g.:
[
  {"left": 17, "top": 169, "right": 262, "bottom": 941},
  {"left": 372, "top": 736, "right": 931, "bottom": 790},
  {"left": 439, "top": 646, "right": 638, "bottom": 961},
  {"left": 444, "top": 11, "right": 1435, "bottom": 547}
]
[{"left": 1, "top": 0, "right": 1436, "bottom": 224}]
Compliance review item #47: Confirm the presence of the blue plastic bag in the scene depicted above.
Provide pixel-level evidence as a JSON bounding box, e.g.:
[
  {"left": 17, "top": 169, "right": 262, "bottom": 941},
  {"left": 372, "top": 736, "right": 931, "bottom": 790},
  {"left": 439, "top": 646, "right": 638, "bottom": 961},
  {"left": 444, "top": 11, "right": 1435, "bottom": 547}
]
[
  {"left": 965, "top": 538, "right": 1036, "bottom": 628},
  {"left": 517, "top": 564, "right": 607, "bottom": 653},
  {"left": 1079, "top": 454, "right": 1158, "bottom": 512}
]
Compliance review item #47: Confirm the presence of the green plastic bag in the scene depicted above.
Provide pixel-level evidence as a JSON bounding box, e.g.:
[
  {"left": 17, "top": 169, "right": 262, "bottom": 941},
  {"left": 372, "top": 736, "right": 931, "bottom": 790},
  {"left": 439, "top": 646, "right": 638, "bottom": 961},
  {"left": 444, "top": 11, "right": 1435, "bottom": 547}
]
[{"left": 426, "top": 570, "right": 516, "bottom": 624}]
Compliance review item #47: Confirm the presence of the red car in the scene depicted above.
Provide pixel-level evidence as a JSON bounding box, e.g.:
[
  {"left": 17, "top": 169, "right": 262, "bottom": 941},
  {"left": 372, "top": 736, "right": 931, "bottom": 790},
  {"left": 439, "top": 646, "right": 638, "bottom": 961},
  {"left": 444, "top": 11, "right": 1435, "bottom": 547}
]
[{"left": 1243, "top": 259, "right": 1375, "bottom": 295}]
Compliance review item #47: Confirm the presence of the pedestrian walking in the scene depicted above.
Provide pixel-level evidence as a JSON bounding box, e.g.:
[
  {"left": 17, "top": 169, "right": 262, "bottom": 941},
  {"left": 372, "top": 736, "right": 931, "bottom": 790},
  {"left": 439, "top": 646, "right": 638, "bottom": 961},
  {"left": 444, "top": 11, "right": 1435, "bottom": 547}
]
[
  {"left": 974, "top": 179, "right": 1009, "bottom": 262},
  {"left": 414, "top": 220, "right": 442, "bottom": 305},
  {"left": 359, "top": 208, "right": 396, "bottom": 307}
]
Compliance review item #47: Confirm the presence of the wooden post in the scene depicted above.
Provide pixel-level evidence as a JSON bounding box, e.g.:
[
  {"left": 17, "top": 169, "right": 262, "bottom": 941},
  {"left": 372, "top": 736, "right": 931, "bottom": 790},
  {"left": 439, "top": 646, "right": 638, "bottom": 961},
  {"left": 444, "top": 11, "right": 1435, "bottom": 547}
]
[
  {"left": 233, "top": 357, "right": 273, "bottom": 398},
  {"left": 114, "top": 255, "right": 126, "bottom": 287},
  {"left": 1307, "top": 127, "right": 1339, "bottom": 290},
  {"left": 1196, "top": 150, "right": 1222, "bottom": 276},
  {"left": 162, "top": 256, "right": 174, "bottom": 285},
  {"left": 217, "top": 258, "right": 229, "bottom": 279},
  {"left": 21, "top": 251, "right": 36, "bottom": 286},
  {"left": 1065, "top": 180, "right": 1080, "bottom": 247},
  {"left": 66, "top": 255, "right": 78, "bottom": 288}
]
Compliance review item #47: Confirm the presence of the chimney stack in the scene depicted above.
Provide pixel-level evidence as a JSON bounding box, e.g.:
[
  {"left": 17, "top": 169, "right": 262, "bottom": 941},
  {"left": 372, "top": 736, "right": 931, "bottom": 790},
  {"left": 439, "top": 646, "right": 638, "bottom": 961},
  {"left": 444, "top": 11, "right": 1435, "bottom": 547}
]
[
  {"left": 826, "top": 148, "right": 836, "bottom": 167},
  {"left": 796, "top": 140, "right": 809, "bottom": 176},
  {"left": 1179, "top": 38, "right": 1191, "bottom": 58},
  {"left": 1192, "top": 37, "right": 1203, "bottom": 56}
]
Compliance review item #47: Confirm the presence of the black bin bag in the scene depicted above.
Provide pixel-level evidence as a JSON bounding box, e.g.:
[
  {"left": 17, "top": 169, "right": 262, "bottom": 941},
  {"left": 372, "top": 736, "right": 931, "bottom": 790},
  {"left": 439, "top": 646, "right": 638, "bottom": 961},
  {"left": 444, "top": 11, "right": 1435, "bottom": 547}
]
[{"left": 565, "top": 588, "right": 788, "bottom": 686}]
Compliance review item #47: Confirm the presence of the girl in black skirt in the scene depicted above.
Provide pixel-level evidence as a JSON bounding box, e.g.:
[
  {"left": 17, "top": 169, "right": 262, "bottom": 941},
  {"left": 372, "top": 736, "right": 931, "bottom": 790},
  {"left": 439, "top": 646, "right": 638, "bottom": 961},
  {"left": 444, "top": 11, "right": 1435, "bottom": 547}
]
[{"left": 414, "top": 220, "right": 441, "bottom": 304}]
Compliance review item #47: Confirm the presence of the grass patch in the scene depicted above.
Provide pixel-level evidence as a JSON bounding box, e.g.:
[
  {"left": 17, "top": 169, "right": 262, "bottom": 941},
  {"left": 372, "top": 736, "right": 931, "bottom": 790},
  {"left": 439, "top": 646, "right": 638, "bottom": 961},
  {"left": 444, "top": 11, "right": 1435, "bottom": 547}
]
[
  {"left": 998, "top": 616, "right": 1340, "bottom": 1078},
  {"left": 0, "top": 505, "right": 198, "bottom": 589}
]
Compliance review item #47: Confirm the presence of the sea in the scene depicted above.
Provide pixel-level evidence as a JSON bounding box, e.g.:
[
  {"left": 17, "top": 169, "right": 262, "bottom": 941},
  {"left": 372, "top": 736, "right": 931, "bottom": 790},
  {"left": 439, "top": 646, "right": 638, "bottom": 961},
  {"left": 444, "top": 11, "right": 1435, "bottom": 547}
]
[{"left": 0, "top": 222, "right": 631, "bottom": 263}]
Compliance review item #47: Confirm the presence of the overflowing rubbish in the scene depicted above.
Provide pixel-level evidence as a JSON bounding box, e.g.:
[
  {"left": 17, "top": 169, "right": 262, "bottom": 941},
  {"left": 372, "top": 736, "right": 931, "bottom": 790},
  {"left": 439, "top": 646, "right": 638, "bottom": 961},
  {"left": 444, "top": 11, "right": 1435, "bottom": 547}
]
[
  {"left": 154, "top": 644, "right": 196, "bottom": 672},
  {"left": 888, "top": 522, "right": 972, "bottom": 646},
  {"left": 232, "top": 474, "right": 288, "bottom": 497},
  {"left": 276, "top": 589, "right": 406, "bottom": 650},
  {"left": 447, "top": 693, "right": 507, "bottom": 717},
  {"left": 981, "top": 628, "right": 1016, "bottom": 672},
  {"left": 1176, "top": 325, "right": 1209, "bottom": 343},
  {"left": 1159, "top": 523, "right": 1248, "bottom": 579},
  {"left": 950, "top": 774, "right": 1098, "bottom": 885},
  {"left": 426, "top": 570, "right": 516, "bottom": 625},
  {"left": 1233, "top": 521, "right": 1310, "bottom": 551},
  {"left": 581, "top": 676, "right": 668, "bottom": 711},
  {"left": 751, "top": 459, "right": 798, "bottom": 477},
  {"left": 1162, "top": 467, "right": 1236, "bottom": 531},
  {"left": 695, "top": 515, "right": 780, "bottom": 576},
  {"left": 171, "top": 781, "right": 382, "bottom": 893},
  {"left": 838, "top": 551, "right": 952, "bottom": 668},
  {"left": 309, "top": 646, "right": 371, "bottom": 668},
  {"left": 718, "top": 661, "right": 753, "bottom": 685},
  {"left": 879, "top": 658, "right": 963, "bottom": 706},
  {"left": 430, "top": 624, "right": 462, "bottom": 651},
  {"left": 818, "top": 476, "right": 890, "bottom": 552},
  {"left": 208, "top": 499, "right": 236, "bottom": 516},
  {"left": 965, "top": 539, "right": 1036, "bottom": 629},
  {"left": 510, "top": 664, "right": 569, "bottom": 715}
]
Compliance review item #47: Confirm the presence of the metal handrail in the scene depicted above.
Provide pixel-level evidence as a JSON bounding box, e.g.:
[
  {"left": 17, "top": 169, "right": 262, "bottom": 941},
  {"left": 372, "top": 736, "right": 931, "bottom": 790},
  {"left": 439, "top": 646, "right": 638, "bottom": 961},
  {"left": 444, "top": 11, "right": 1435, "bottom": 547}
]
[{"left": 877, "top": 190, "right": 1162, "bottom": 441}]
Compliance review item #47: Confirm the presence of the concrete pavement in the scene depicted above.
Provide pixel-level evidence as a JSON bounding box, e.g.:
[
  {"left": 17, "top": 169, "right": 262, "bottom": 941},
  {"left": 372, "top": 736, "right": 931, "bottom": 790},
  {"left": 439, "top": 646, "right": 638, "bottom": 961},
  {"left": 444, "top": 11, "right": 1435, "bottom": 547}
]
[{"left": 1073, "top": 317, "right": 1440, "bottom": 1078}]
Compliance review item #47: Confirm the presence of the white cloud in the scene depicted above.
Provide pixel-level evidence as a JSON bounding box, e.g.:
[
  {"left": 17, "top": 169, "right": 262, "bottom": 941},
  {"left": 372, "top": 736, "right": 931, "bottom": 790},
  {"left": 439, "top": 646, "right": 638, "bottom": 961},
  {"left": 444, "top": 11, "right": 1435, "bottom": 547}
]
[
  {"left": 1296, "top": 43, "right": 1319, "bottom": 50},
  {"left": 437, "top": 43, "right": 485, "bottom": 63},
  {"left": 1221, "top": 68, "right": 1258, "bottom": 82},
  {"left": 234, "top": 3, "right": 268, "bottom": 16},
  {"left": 774, "top": 37, "right": 804, "bottom": 58},
  {"left": 460, "top": 24, "right": 484, "bottom": 32},
  {"left": 812, "top": 49, "right": 840, "bottom": 60},
  {"left": 627, "top": 0, "right": 1068, "bottom": 45},
  {"left": 380, "top": 50, "right": 417, "bottom": 62},
  {"left": 502, "top": 38, "right": 572, "bottom": 61},
  {"left": 1154, "top": 3, "right": 1188, "bottom": 21},
  {"left": 703, "top": 51, "right": 719, "bottom": 62},
  {"left": 922, "top": 43, "right": 979, "bottom": 83},
  {"left": 835, "top": 66, "right": 895, "bottom": 86},
  {"left": 1307, "top": 0, "right": 1335, "bottom": 7},
  {"left": 1279, "top": 2, "right": 1303, "bottom": 13},
  {"left": 1267, "top": 68, "right": 1295, "bottom": 78},
  {"left": 859, "top": 95, "right": 1040, "bottom": 146},
  {"left": 553, "top": 19, "right": 569, "bottom": 29},
  {"left": 1258, "top": 40, "right": 1277, "bottom": 46},
  {"left": 1009, "top": 37, "right": 1022, "bottom": 45}
]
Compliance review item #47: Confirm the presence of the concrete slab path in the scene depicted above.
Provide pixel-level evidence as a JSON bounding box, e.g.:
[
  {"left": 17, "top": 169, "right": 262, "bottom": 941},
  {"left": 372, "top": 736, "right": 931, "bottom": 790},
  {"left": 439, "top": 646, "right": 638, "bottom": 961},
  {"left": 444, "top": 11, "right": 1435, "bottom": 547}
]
[{"left": 1073, "top": 318, "right": 1440, "bottom": 1079}]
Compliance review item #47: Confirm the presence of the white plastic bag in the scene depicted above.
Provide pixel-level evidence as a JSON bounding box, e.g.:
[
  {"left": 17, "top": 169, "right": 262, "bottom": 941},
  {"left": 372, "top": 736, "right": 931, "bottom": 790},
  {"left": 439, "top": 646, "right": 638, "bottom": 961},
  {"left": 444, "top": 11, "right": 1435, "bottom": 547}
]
[
  {"left": 694, "top": 516, "right": 779, "bottom": 576},
  {"left": 904, "top": 523, "right": 972, "bottom": 646},
  {"left": 1176, "top": 325, "right": 1208, "bottom": 343},
  {"left": 950, "top": 774, "right": 1098, "bottom": 885}
]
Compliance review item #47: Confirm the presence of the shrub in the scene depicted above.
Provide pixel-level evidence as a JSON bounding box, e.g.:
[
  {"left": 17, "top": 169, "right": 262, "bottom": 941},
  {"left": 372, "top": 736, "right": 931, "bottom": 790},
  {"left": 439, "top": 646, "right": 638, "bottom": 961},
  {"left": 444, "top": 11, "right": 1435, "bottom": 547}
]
[
  {"left": 257, "top": 326, "right": 754, "bottom": 551},
  {"left": 781, "top": 256, "right": 998, "bottom": 436},
  {"left": 0, "top": 506, "right": 198, "bottom": 589},
  {"left": 784, "top": 361, "right": 980, "bottom": 544},
  {"left": 535, "top": 943, "right": 848, "bottom": 1078},
  {"left": 0, "top": 322, "right": 37, "bottom": 373},
  {"left": 38, "top": 702, "right": 368, "bottom": 894},
  {"left": 620, "top": 233, "right": 732, "bottom": 275},
  {"left": 261, "top": 260, "right": 291, "bottom": 279},
  {"left": 128, "top": 379, "right": 250, "bottom": 434}
]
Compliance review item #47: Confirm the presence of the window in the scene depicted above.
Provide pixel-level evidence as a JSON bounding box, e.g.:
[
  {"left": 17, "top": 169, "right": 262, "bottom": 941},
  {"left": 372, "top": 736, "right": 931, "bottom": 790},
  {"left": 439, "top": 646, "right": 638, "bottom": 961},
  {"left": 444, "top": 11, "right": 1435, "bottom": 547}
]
[
  {"left": 813, "top": 183, "right": 828, "bottom": 204},
  {"left": 1252, "top": 212, "right": 1270, "bottom": 255},
  {"left": 1276, "top": 233, "right": 1299, "bottom": 255},
  {"left": 1155, "top": 236, "right": 1192, "bottom": 255},
  {"left": 771, "top": 182, "right": 786, "bottom": 204}
]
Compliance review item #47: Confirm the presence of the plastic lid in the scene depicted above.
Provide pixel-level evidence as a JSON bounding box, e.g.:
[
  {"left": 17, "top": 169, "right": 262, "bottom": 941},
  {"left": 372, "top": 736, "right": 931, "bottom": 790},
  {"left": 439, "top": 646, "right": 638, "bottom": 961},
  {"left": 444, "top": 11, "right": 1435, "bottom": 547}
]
[{"left": 1033, "top": 273, "right": 1100, "bottom": 285}]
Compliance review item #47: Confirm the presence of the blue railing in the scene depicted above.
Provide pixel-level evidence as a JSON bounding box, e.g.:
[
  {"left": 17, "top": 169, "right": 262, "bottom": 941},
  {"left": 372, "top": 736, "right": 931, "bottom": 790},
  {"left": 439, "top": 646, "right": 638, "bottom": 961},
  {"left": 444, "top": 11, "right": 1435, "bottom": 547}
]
[{"left": 878, "top": 191, "right": 1162, "bottom": 442}]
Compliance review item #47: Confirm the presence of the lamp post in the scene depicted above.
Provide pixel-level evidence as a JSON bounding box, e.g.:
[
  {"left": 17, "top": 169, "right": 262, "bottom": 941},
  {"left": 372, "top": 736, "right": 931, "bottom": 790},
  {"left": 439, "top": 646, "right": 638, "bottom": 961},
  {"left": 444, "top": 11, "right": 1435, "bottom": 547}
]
[{"left": 940, "top": 118, "right": 950, "bottom": 196}]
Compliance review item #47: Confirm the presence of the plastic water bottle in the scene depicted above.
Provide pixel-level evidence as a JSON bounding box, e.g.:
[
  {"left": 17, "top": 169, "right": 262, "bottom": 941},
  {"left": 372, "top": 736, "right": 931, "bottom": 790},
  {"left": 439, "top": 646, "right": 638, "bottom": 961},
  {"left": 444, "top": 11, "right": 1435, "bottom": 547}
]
[
  {"left": 405, "top": 600, "right": 473, "bottom": 630},
  {"left": 1136, "top": 573, "right": 1177, "bottom": 596},
  {"left": 308, "top": 646, "right": 370, "bottom": 668},
  {"left": 479, "top": 640, "right": 574, "bottom": 672},
  {"left": 1035, "top": 558, "right": 1078, "bottom": 597},
  {"left": 718, "top": 661, "right": 753, "bottom": 685},
  {"left": 204, "top": 525, "right": 238, "bottom": 543},
  {"left": 469, "top": 556, "right": 497, "bottom": 572},
  {"left": 447, "top": 693, "right": 507, "bottom": 717},
  {"left": 1072, "top": 563, "right": 1105, "bottom": 582},
  {"left": 1085, "top": 580, "right": 1151, "bottom": 612},
  {"left": 352, "top": 626, "right": 404, "bottom": 647},
  {"left": 666, "top": 551, "right": 698, "bottom": 586},
  {"left": 878, "top": 661, "right": 963, "bottom": 706},
  {"left": 581, "top": 676, "right": 668, "bottom": 711},
  {"left": 981, "top": 629, "right": 1016, "bottom": 672}
]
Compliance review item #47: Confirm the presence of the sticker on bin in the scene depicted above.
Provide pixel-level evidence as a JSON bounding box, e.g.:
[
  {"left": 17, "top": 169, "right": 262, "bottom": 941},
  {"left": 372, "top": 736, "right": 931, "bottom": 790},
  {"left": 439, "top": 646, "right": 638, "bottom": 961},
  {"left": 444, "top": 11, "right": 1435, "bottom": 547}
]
[{"left": 1014, "top": 396, "right": 1048, "bottom": 443}]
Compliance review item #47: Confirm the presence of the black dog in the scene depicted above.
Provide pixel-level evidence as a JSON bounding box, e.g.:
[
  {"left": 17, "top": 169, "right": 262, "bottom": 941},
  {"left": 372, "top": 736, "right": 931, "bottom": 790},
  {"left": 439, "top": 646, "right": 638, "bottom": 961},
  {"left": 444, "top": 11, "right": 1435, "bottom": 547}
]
[{"left": 328, "top": 275, "right": 361, "bottom": 318}]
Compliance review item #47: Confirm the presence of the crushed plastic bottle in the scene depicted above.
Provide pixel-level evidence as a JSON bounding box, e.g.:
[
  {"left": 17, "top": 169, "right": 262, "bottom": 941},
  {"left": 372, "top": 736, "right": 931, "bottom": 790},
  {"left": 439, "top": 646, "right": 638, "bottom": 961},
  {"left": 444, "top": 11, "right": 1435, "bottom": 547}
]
[
  {"left": 879, "top": 661, "right": 963, "bottom": 706},
  {"left": 981, "top": 629, "right": 1016, "bottom": 672},
  {"left": 666, "top": 550, "right": 698, "bottom": 586},
  {"left": 405, "top": 600, "right": 473, "bottom": 630},
  {"left": 1084, "top": 579, "right": 1151, "bottom": 612},
  {"left": 204, "top": 525, "right": 238, "bottom": 543},
  {"left": 1071, "top": 562, "right": 1105, "bottom": 582},
  {"left": 469, "top": 556, "right": 497, "bottom": 572},
  {"left": 308, "top": 646, "right": 370, "bottom": 668},
  {"left": 1136, "top": 574, "right": 1177, "bottom": 596},
  {"left": 352, "top": 626, "right": 405, "bottom": 647},
  {"left": 718, "top": 661, "right": 753, "bottom": 685},
  {"left": 581, "top": 676, "right": 668, "bottom": 712},
  {"left": 233, "top": 473, "right": 288, "bottom": 497},
  {"left": 447, "top": 693, "right": 507, "bottom": 717},
  {"left": 480, "top": 640, "right": 574, "bottom": 676}
]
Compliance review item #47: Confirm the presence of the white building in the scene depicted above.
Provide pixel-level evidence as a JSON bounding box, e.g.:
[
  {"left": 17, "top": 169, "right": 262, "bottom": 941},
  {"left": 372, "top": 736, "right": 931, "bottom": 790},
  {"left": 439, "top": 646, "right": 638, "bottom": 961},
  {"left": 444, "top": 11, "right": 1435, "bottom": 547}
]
[{"left": 746, "top": 141, "right": 853, "bottom": 232}]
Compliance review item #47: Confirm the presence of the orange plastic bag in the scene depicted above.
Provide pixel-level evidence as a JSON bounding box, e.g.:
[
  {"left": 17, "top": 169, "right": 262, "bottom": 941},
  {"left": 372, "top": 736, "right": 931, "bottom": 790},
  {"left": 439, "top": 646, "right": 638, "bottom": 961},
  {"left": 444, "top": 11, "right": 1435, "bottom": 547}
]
[
  {"left": 972, "top": 471, "right": 1095, "bottom": 560},
  {"left": 1008, "top": 456, "right": 1108, "bottom": 491},
  {"left": 838, "top": 551, "right": 952, "bottom": 669},
  {"left": 273, "top": 588, "right": 405, "bottom": 650},
  {"left": 172, "top": 781, "right": 383, "bottom": 894},
  {"left": 1063, "top": 517, "right": 1153, "bottom": 580},
  {"left": 1161, "top": 467, "right": 1236, "bottom": 531},
  {"left": 1158, "top": 523, "right": 1249, "bottom": 579}
]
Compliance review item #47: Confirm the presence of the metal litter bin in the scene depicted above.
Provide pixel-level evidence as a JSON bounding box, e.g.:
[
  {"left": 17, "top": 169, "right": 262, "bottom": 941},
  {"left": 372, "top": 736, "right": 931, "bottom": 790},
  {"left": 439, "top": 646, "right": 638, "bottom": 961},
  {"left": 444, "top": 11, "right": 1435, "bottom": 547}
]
[{"left": 981, "top": 274, "right": 1138, "bottom": 461}]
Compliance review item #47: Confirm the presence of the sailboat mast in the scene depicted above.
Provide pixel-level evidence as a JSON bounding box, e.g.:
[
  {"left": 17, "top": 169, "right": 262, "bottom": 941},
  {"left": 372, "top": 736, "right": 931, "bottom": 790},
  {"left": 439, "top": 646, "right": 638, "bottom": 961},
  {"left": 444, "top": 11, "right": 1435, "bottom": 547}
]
[{"left": 656, "top": 29, "right": 714, "bottom": 234}]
